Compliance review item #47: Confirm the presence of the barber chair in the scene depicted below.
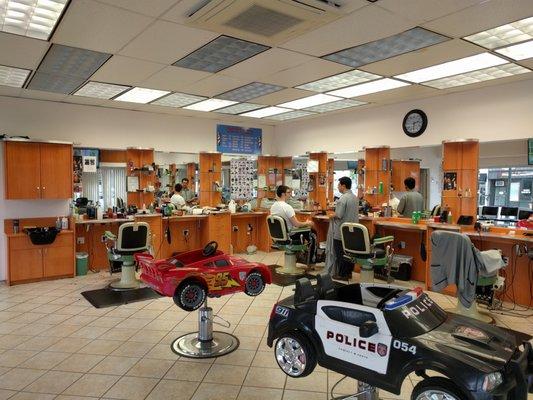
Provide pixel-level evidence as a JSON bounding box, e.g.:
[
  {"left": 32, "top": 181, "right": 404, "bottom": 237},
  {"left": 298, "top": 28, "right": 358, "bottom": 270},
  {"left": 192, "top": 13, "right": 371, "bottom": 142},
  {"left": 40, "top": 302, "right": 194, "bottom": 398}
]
[
  {"left": 266, "top": 215, "right": 310, "bottom": 276},
  {"left": 340, "top": 223, "right": 394, "bottom": 283},
  {"left": 104, "top": 222, "right": 150, "bottom": 290}
]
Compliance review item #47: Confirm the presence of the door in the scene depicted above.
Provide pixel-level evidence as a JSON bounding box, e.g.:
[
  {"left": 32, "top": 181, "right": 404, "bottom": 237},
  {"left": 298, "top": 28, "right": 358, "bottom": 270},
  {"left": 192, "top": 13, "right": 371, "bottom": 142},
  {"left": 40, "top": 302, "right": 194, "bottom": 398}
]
[
  {"left": 10, "top": 248, "right": 43, "bottom": 281},
  {"left": 4, "top": 142, "right": 41, "bottom": 199},
  {"left": 40, "top": 143, "right": 72, "bottom": 199},
  {"left": 43, "top": 245, "right": 74, "bottom": 277}
]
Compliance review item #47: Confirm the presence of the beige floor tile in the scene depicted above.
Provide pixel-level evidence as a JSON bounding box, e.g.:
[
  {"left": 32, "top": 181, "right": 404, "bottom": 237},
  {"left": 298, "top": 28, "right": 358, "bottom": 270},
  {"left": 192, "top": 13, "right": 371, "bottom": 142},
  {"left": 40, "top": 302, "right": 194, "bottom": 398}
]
[
  {"left": 8, "top": 392, "right": 56, "bottom": 400},
  {"left": 126, "top": 358, "right": 174, "bottom": 378},
  {"left": 88, "top": 316, "right": 125, "bottom": 328},
  {"left": 8, "top": 313, "right": 46, "bottom": 324},
  {"left": 0, "top": 350, "right": 38, "bottom": 367},
  {"left": 145, "top": 379, "right": 199, "bottom": 400},
  {"left": 103, "top": 329, "right": 138, "bottom": 341},
  {"left": 144, "top": 344, "right": 179, "bottom": 360},
  {"left": 0, "top": 323, "right": 27, "bottom": 335},
  {"left": 45, "top": 337, "right": 92, "bottom": 353},
  {"left": 243, "top": 366, "right": 287, "bottom": 389},
  {"left": 0, "top": 389, "right": 16, "bottom": 400},
  {"left": 204, "top": 364, "right": 248, "bottom": 386},
  {"left": 104, "top": 376, "right": 159, "bottom": 400},
  {"left": 0, "top": 335, "right": 32, "bottom": 350},
  {"left": 0, "top": 367, "right": 9, "bottom": 376},
  {"left": 128, "top": 329, "right": 168, "bottom": 344},
  {"left": 111, "top": 341, "right": 154, "bottom": 358},
  {"left": 114, "top": 318, "right": 152, "bottom": 330},
  {"left": 16, "top": 324, "right": 54, "bottom": 337},
  {"left": 328, "top": 372, "right": 358, "bottom": 395},
  {"left": 55, "top": 396, "right": 98, "bottom": 400},
  {"left": 90, "top": 356, "right": 139, "bottom": 376},
  {"left": 78, "top": 339, "right": 124, "bottom": 355},
  {"left": 282, "top": 390, "right": 327, "bottom": 400},
  {"left": 62, "top": 373, "right": 120, "bottom": 397},
  {"left": 69, "top": 326, "right": 110, "bottom": 339},
  {"left": 214, "top": 349, "right": 256, "bottom": 367},
  {"left": 285, "top": 371, "right": 327, "bottom": 392},
  {"left": 54, "top": 353, "right": 105, "bottom": 373},
  {"left": 236, "top": 336, "right": 261, "bottom": 351},
  {"left": 19, "top": 351, "right": 70, "bottom": 370},
  {"left": 191, "top": 382, "right": 240, "bottom": 400},
  {"left": 24, "top": 370, "right": 82, "bottom": 394},
  {"left": 143, "top": 319, "right": 177, "bottom": 331},
  {"left": 252, "top": 351, "right": 279, "bottom": 369},
  {"left": 238, "top": 387, "right": 283, "bottom": 400},
  {"left": 164, "top": 361, "right": 210, "bottom": 382},
  {"left": 233, "top": 324, "right": 266, "bottom": 338},
  {"left": 15, "top": 336, "right": 61, "bottom": 352},
  {"left": 39, "top": 325, "right": 82, "bottom": 338}
]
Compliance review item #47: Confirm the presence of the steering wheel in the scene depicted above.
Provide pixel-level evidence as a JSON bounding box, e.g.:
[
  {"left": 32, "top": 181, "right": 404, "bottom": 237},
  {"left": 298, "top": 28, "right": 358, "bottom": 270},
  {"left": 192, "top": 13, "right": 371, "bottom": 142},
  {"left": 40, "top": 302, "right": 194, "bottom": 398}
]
[
  {"left": 376, "top": 288, "right": 405, "bottom": 310},
  {"left": 202, "top": 241, "right": 218, "bottom": 257}
]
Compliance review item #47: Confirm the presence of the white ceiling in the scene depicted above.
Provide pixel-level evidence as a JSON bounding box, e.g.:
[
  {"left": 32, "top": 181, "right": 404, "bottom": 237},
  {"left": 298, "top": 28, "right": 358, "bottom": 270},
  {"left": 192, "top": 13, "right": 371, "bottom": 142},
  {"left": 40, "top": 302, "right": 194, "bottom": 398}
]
[{"left": 0, "top": 0, "right": 532, "bottom": 125}]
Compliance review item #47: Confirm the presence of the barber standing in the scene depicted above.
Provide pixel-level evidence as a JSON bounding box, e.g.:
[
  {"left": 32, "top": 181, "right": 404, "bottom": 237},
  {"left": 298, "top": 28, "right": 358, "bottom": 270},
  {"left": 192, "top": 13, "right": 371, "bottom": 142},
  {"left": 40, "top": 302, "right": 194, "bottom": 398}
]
[
  {"left": 397, "top": 177, "right": 424, "bottom": 217},
  {"left": 332, "top": 177, "right": 359, "bottom": 280}
]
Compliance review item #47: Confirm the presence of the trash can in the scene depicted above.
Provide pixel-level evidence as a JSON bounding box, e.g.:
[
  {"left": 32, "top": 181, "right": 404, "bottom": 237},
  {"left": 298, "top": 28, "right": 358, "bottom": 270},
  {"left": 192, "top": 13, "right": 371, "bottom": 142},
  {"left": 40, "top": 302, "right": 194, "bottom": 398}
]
[{"left": 76, "top": 252, "right": 89, "bottom": 276}]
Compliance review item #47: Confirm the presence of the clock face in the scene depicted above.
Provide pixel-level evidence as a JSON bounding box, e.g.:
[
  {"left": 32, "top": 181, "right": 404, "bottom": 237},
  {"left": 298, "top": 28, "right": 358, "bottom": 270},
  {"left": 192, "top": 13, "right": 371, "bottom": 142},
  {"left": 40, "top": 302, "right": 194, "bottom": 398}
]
[{"left": 403, "top": 109, "right": 427, "bottom": 137}]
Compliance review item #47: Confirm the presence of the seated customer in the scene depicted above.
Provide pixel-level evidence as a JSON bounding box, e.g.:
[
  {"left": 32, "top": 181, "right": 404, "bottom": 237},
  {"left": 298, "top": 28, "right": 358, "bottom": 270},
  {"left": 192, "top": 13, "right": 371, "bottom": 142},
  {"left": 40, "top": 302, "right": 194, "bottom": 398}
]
[
  {"left": 170, "top": 183, "right": 186, "bottom": 209},
  {"left": 397, "top": 177, "right": 424, "bottom": 217}
]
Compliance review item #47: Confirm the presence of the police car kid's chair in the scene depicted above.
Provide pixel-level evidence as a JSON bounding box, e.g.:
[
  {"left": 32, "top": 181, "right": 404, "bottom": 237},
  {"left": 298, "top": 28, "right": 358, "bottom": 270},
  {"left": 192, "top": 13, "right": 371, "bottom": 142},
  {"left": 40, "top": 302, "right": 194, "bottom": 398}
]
[
  {"left": 340, "top": 222, "right": 394, "bottom": 283},
  {"left": 267, "top": 215, "right": 310, "bottom": 276},
  {"left": 104, "top": 221, "right": 150, "bottom": 290}
]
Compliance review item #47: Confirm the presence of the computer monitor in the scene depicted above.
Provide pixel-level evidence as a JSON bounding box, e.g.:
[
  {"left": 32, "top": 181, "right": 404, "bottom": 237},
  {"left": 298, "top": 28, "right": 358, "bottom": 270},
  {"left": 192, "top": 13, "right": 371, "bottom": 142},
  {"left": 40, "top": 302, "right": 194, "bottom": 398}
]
[
  {"left": 481, "top": 206, "right": 499, "bottom": 217},
  {"left": 518, "top": 209, "right": 533, "bottom": 220},
  {"left": 500, "top": 207, "right": 518, "bottom": 218}
]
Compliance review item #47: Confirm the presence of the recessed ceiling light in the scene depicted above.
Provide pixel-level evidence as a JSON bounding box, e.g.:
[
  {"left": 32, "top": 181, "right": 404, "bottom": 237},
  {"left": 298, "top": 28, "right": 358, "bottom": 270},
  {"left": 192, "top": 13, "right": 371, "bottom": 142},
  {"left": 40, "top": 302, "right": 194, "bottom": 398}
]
[
  {"left": 0, "top": 0, "right": 69, "bottom": 40},
  {"left": 423, "top": 63, "right": 531, "bottom": 89},
  {"left": 296, "top": 70, "right": 381, "bottom": 92},
  {"left": 216, "top": 103, "right": 265, "bottom": 114},
  {"left": 303, "top": 99, "right": 366, "bottom": 113},
  {"left": 279, "top": 94, "right": 341, "bottom": 109},
  {"left": 183, "top": 98, "right": 237, "bottom": 112},
  {"left": 395, "top": 53, "right": 507, "bottom": 83},
  {"left": 463, "top": 16, "right": 533, "bottom": 49},
  {"left": 114, "top": 87, "right": 170, "bottom": 103},
  {"left": 0, "top": 64, "right": 30, "bottom": 87},
  {"left": 173, "top": 35, "right": 269, "bottom": 73},
  {"left": 496, "top": 40, "right": 533, "bottom": 60},
  {"left": 323, "top": 27, "right": 448, "bottom": 68},
  {"left": 267, "top": 110, "right": 316, "bottom": 121},
  {"left": 151, "top": 92, "right": 207, "bottom": 107},
  {"left": 27, "top": 44, "right": 111, "bottom": 94},
  {"left": 242, "top": 106, "right": 292, "bottom": 118},
  {"left": 74, "top": 81, "right": 130, "bottom": 99},
  {"left": 218, "top": 82, "right": 284, "bottom": 102},
  {"left": 328, "top": 78, "right": 409, "bottom": 98}
]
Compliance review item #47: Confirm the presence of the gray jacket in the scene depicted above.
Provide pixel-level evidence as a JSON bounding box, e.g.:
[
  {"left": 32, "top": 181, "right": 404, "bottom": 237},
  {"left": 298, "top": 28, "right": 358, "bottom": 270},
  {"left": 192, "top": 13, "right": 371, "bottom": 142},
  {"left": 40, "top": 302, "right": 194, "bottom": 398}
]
[
  {"left": 333, "top": 190, "right": 358, "bottom": 240},
  {"left": 397, "top": 190, "right": 424, "bottom": 217}
]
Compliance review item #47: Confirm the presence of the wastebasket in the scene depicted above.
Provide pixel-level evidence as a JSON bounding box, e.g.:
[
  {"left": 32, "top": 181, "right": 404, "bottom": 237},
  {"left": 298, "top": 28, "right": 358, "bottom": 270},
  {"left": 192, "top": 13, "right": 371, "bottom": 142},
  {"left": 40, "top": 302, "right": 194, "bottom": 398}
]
[{"left": 76, "top": 252, "right": 89, "bottom": 276}]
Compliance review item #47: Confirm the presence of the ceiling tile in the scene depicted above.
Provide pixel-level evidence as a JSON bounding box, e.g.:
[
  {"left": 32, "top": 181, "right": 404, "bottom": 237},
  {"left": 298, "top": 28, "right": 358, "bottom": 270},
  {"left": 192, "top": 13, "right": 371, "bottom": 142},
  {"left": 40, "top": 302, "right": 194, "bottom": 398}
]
[
  {"left": 182, "top": 74, "right": 249, "bottom": 97},
  {"left": 360, "top": 39, "right": 482, "bottom": 76},
  {"left": 423, "top": 0, "right": 533, "bottom": 38},
  {"left": 261, "top": 58, "right": 351, "bottom": 87},
  {"left": 162, "top": 0, "right": 215, "bottom": 24},
  {"left": 119, "top": 20, "right": 218, "bottom": 64},
  {"left": 141, "top": 66, "right": 212, "bottom": 92},
  {"left": 0, "top": 33, "right": 49, "bottom": 69},
  {"left": 377, "top": 0, "right": 481, "bottom": 24},
  {"left": 355, "top": 84, "right": 438, "bottom": 104},
  {"left": 95, "top": 0, "right": 179, "bottom": 17},
  {"left": 252, "top": 88, "right": 310, "bottom": 106},
  {"left": 51, "top": 0, "right": 154, "bottom": 53},
  {"left": 441, "top": 70, "right": 533, "bottom": 94},
  {"left": 220, "top": 48, "right": 313, "bottom": 80},
  {"left": 520, "top": 58, "right": 533, "bottom": 69},
  {"left": 91, "top": 55, "right": 165, "bottom": 86},
  {"left": 280, "top": 5, "right": 416, "bottom": 56}
]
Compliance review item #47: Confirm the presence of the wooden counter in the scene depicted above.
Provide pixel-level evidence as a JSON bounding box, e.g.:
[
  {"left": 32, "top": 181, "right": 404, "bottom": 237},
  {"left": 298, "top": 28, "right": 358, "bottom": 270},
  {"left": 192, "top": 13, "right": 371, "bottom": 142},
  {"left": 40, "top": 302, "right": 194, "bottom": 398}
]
[{"left": 230, "top": 212, "right": 270, "bottom": 253}]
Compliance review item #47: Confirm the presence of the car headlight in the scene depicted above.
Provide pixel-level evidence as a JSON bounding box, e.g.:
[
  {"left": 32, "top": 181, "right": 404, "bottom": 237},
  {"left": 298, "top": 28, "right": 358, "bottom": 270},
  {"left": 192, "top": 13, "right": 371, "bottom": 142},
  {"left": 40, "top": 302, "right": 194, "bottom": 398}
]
[{"left": 482, "top": 372, "right": 503, "bottom": 392}]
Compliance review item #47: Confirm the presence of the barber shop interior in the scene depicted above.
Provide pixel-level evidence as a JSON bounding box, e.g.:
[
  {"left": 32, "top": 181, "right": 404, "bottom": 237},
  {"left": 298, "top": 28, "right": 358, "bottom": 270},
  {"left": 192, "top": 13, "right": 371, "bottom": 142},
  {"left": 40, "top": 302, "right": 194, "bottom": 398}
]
[{"left": 1, "top": 1, "right": 533, "bottom": 399}]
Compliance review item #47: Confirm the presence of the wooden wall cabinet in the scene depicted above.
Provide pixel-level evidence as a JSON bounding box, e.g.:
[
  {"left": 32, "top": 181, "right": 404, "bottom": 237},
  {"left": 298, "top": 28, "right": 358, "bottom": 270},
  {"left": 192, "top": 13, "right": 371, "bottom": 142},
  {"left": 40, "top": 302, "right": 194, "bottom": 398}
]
[
  {"left": 126, "top": 148, "right": 155, "bottom": 208},
  {"left": 4, "top": 141, "right": 73, "bottom": 199},
  {"left": 199, "top": 152, "right": 222, "bottom": 207},
  {"left": 391, "top": 160, "right": 420, "bottom": 191},
  {"left": 364, "top": 147, "right": 391, "bottom": 206}
]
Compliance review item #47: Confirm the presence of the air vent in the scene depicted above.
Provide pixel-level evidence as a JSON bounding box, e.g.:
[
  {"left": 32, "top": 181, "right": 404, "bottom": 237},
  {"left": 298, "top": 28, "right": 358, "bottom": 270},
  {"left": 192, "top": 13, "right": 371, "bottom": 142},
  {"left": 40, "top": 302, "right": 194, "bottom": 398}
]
[{"left": 186, "top": 0, "right": 341, "bottom": 45}]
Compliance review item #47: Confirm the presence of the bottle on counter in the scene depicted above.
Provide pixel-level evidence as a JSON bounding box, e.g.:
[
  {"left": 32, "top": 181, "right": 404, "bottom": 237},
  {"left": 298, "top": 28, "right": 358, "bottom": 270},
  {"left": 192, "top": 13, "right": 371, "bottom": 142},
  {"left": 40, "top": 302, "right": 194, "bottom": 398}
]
[
  {"left": 55, "top": 217, "right": 62, "bottom": 230},
  {"left": 61, "top": 217, "right": 68, "bottom": 230},
  {"left": 13, "top": 219, "right": 19, "bottom": 234},
  {"left": 447, "top": 211, "right": 453, "bottom": 224},
  {"left": 378, "top": 181, "right": 384, "bottom": 194}
]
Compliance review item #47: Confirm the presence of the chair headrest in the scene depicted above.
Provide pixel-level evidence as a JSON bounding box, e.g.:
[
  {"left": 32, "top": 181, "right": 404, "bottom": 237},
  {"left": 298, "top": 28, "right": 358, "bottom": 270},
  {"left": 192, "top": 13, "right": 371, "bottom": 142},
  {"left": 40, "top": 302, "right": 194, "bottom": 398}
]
[
  {"left": 316, "top": 273, "right": 335, "bottom": 298},
  {"left": 267, "top": 215, "right": 289, "bottom": 241},
  {"left": 294, "top": 278, "right": 317, "bottom": 304}
]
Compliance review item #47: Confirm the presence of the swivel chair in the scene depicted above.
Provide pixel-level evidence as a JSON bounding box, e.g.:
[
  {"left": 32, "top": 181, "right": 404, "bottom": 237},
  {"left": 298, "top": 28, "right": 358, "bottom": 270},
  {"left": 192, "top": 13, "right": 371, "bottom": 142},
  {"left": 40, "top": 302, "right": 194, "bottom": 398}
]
[
  {"left": 104, "top": 222, "right": 151, "bottom": 290},
  {"left": 340, "top": 223, "right": 394, "bottom": 283},
  {"left": 266, "top": 215, "right": 310, "bottom": 276}
]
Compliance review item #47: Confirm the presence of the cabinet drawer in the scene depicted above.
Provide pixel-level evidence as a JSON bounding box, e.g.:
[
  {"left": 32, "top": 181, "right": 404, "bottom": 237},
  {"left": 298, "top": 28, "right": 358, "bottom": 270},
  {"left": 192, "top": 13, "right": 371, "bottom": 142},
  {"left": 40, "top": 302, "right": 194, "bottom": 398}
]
[{"left": 9, "top": 233, "right": 73, "bottom": 250}]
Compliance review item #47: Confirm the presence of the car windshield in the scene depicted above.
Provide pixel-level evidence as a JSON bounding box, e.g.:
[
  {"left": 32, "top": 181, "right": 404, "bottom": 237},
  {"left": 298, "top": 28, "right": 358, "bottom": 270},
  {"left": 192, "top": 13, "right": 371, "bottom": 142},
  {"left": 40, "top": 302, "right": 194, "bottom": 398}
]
[{"left": 384, "top": 293, "right": 447, "bottom": 338}]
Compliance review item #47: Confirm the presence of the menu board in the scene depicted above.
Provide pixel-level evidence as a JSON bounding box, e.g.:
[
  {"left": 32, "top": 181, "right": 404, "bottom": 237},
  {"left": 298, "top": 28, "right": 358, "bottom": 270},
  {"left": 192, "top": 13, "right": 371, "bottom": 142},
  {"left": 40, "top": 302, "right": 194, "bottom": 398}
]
[{"left": 217, "top": 124, "right": 262, "bottom": 155}]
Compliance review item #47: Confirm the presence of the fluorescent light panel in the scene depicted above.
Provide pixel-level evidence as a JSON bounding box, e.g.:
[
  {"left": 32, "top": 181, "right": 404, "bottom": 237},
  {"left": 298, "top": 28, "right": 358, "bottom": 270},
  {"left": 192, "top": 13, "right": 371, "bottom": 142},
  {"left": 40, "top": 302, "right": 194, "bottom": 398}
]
[
  {"left": 173, "top": 35, "right": 269, "bottom": 73},
  {"left": 183, "top": 98, "right": 237, "bottom": 112},
  {"left": 114, "top": 87, "right": 170, "bottom": 103},
  {"left": 328, "top": 78, "right": 409, "bottom": 98},
  {"left": 74, "top": 81, "right": 130, "bottom": 99},
  {"left": 395, "top": 53, "right": 507, "bottom": 83},
  {"left": 0, "top": 64, "right": 30, "bottom": 87},
  {"left": 151, "top": 92, "right": 207, "bottom": 107},
  {"left": 296, "top": 69, "right": 381, "bottom": 92},
  {"left": 218, "top": 82, "right": 284, "bottom": 101},
  {"left": 323, "top": 27, "right": 448, "bottom": 68},
  {"left": 424, "top": 63, "right": 531, "bottom": 89},
  {"left": 303, "top": 99, "right": 366, "bottom": 113},
  {"left": 279, "top": 94, "right": 341, "bottom": 110},
  {"left": 216, "top": 103, "right": 265, "bottom": 114},
  {"left": 496, "top": 40, "right": 533, "bottom": 60},
  {"left": 267, "top": 110, "right": 315, "bottom": 121},
  {"left": 0, "top": 0, "right": 69, "bottom": 40},
  {"left": 242, "top": 106, "right": 291, "bottom": 118},
  {"left": 464, "top": 16, "right": 533, "bottom": 49}
]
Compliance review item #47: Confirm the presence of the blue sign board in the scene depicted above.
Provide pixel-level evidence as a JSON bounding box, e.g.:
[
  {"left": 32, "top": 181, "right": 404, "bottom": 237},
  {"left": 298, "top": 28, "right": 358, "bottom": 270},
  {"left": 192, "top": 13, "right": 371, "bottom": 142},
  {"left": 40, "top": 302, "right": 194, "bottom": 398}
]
[{"left": 217, "top": 124, "right": 262, "bottom": 155}]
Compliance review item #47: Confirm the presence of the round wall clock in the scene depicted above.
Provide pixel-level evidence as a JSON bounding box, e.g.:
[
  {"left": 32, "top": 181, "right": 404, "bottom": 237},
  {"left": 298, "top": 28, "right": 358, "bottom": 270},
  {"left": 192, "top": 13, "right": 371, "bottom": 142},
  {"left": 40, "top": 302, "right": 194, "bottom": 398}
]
[{"left": 402, "top": 109, "right": 428, "bottom": 137}]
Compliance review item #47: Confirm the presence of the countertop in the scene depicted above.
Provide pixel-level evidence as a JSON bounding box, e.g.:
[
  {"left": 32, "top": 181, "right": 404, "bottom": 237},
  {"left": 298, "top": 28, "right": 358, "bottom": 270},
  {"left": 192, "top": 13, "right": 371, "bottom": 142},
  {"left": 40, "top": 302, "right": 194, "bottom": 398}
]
[{"left": 6, "top": 230, "right": 74, "bottom": 238}]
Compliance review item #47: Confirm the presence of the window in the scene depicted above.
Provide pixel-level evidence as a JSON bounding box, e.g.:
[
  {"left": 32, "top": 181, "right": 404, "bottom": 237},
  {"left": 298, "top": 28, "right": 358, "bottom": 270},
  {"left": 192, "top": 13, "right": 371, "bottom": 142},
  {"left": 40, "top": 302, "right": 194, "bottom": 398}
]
[
  {"left": 322, "top": 306, "right": 376, "bottom": 327},
  {"left": 333, "top": 170, "right": 357, "bottom": 198},
  {"left": 214, "top": 259, "right": 230, "bottom": 267},
  {"left": 479, "top": 167, "right": 533, "bottom": 210},
  {"left": 80, "top": 166, "right": 126, "bottom": 209}
]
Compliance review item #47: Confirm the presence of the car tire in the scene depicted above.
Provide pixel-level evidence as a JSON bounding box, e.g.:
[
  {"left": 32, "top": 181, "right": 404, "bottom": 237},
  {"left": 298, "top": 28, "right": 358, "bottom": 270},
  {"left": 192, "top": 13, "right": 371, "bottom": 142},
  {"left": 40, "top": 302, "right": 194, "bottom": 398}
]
[
  {"left": 411, "top": 377, "right": 467, "bottom": 400},
  {"left": 275, "top": 332, "right": 317, "bottom": 378},
  {"left": 244, "top": 272, "right": 265, "bottom": 296},
  {"left": 174, "top": 282, "right": 206, "bottom": 312}
]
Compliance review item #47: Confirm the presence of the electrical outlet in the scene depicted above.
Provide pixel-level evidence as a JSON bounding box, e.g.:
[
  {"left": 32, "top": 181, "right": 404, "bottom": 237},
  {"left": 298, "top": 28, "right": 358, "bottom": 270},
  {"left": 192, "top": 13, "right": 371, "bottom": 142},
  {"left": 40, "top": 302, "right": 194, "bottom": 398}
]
[
  {"left": 232, "top": 225, "right": 239, "bottom": 232},
  {"left": 398, "top": 241, "right": 406, "bottom": 249},
  {"left": 77, "top": 237, "right": 85, "bottom": 245},
  {"left": 182, "top": 229, "right": 189, "bottom": 237}
]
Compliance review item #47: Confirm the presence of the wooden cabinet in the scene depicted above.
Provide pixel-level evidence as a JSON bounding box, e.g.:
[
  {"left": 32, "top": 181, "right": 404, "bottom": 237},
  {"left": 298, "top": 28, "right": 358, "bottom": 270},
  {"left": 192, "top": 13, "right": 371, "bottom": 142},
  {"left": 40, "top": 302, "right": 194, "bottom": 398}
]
[
  {"left": 391, "top": 160, "right": 420, "bottom": 191},
  {"left": 10, "top": 248, "right": 43, "bottom": 281},
  {"left": 4, "top": 141, "right": 73, "bottom": 200},
  {"left": 43, "top": 245, "right": 74, "bottom": 277}
]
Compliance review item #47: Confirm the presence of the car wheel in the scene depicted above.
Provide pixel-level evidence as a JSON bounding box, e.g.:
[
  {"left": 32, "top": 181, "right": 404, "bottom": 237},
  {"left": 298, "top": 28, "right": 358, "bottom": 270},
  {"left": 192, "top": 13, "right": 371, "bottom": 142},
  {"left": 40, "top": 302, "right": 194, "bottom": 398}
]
[
  {"left": 244, "top": 272, "right": 265, "bottom": 296},
  {"left": 275, "top": 332, "right": 316, "bottom": 378},
  {"left": 412, "top": 377, "right": 467, "bottom": 400},
  {"left": 174, "top": 282, "right": 206, "bottom": 312}
]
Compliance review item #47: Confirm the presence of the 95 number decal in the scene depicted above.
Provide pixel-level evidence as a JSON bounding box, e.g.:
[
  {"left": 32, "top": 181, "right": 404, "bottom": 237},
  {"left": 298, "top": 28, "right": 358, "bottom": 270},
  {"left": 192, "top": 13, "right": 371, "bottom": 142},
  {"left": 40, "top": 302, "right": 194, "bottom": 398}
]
[{"left": 393, "top": 340, "right": 417, "bottom": 355}]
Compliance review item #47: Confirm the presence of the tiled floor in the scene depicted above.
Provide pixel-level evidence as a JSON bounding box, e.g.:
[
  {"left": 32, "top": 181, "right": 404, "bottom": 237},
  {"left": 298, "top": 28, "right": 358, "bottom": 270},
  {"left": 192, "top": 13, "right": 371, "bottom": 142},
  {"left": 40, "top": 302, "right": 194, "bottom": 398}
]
[{"left": 0, "top": 251, "right": 532, "bottom": 400}]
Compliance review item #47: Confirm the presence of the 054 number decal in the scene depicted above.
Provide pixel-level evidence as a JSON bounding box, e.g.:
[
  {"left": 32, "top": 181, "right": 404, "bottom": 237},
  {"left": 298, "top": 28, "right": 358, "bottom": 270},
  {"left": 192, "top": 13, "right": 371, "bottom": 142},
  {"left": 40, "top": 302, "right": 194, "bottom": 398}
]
[{"left": 392, "top": 340, "right": 417, "bottom": 355}]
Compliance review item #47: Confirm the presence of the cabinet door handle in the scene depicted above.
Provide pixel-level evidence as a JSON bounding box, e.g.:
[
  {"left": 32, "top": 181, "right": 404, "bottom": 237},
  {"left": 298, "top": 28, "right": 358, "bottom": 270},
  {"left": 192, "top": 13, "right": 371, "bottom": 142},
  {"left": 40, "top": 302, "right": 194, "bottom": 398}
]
[
  {"left": 42, "top": 186, "right": 46, "bottom": 190},
  {"left": 37, "top": 186, "right": 40, "bottom": 190}
]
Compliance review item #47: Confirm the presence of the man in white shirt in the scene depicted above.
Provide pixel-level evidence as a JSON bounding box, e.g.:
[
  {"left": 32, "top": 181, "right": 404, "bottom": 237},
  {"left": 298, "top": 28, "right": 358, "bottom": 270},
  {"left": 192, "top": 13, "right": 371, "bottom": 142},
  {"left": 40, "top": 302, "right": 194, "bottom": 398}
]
[{"left": 170, "top": 183, "right": 186, "bottom": 209}]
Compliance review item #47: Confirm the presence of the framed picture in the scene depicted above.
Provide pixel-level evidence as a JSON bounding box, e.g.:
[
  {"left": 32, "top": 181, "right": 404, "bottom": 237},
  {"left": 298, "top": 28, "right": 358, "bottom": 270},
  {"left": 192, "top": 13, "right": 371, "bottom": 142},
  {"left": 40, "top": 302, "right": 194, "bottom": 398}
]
[{"left": 443, "top": 172, "right": 457, "bottom": 190}]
